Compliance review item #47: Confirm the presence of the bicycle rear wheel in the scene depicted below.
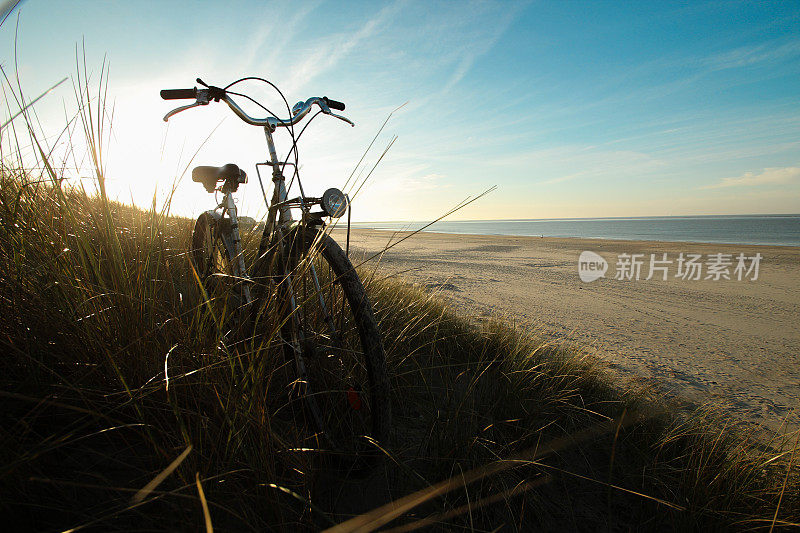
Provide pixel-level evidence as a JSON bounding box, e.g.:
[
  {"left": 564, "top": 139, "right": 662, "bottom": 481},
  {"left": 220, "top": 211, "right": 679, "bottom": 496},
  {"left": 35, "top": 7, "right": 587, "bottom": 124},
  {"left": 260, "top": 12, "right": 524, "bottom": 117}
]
[
  {"left": 271, "top": 227, "right": 390, "bottom": 464},
  {"left": 191, "top": 213, "right": 246, "bottom": 326}
]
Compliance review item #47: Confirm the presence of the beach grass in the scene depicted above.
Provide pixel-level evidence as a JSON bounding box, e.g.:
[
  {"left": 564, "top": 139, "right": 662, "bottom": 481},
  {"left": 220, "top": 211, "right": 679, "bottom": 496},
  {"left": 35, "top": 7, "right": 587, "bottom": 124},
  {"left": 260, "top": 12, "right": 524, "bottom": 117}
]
[{"left": 1, "top": 63, "right": 799, "bottom": 531}]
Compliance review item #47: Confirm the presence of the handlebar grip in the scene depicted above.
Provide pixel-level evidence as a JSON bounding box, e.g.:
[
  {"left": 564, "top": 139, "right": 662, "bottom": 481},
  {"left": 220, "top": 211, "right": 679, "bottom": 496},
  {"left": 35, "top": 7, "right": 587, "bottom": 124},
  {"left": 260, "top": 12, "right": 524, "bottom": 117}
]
[
  {"left": 323, "top": 97, "right": 345, "bottom": 111},
  {"left": 160, "top": 88, "right": 197, "bottom": 100}
]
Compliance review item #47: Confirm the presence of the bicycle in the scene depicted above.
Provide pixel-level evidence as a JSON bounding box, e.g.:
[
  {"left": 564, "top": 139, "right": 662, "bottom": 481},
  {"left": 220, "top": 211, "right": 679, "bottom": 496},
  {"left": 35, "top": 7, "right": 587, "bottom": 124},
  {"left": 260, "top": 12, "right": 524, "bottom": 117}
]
[{"left": 160, "top": 78, "right": 390, "bottom": 464}]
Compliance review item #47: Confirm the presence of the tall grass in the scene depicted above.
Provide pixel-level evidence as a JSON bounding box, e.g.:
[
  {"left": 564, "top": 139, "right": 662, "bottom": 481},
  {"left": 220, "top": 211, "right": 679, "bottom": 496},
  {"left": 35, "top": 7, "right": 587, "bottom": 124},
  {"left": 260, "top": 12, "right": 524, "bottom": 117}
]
[{"left": 1, "top": 61, "right": 798, "bottom": 531}]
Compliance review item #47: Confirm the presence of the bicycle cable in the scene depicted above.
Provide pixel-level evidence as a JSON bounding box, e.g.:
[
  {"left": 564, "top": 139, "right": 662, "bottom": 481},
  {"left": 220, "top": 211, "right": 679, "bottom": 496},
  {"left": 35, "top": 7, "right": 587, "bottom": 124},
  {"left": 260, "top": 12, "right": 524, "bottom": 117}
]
[
  {"left": 215, "top": 77, "right": 340, "bottom": 206},
  {"left": 223, "top": 89, "right": 280, "bottom": 122},
  {"left": 222, "top": 77, "right": 303, "bottom": 198},
  {"left": 223, "top": 77, "right": 298, "bottom": 154}
]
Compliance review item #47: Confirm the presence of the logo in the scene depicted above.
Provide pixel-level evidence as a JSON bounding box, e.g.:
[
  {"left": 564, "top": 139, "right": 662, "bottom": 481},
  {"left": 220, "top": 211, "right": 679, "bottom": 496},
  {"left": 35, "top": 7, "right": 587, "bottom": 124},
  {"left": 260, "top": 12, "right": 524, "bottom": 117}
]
[{"left": 578, "top": 251, "right": 608, "bottom": 282}]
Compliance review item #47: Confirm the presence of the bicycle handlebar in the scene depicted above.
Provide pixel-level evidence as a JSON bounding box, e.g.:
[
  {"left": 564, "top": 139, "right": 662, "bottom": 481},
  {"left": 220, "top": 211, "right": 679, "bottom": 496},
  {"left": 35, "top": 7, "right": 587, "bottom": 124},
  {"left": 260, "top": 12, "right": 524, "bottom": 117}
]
[
  {"left": 323, "top": 97, "right": 345, "bottom": 111},
  {"left": 159, "top": 81, "right": 353, "bottom": 128},
  {"left": 160, "top": 88, "right": 197, "bottom": 100}
]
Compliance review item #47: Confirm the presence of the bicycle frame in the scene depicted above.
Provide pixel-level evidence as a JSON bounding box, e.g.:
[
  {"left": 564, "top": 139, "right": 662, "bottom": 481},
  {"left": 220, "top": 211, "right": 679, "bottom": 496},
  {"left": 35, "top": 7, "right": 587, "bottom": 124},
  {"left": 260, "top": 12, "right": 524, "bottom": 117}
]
[
  {"left": 261, "top": 126, "right": 295, "bottom": 236},
  {"left": 210, "top": 186, "right": 253, "bottom": 305},
  {"left": 210, "top": 117, "right": 320, "bottom": 311}
]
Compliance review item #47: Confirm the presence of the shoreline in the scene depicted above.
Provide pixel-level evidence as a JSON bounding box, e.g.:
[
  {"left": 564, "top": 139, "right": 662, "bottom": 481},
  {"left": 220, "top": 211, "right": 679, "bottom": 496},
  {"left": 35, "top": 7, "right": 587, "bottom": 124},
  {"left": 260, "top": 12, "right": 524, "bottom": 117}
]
[
  {"left": 345, "top": 226, "right": 800, "bottom": 249},
  {"left": 336, "top": 228, "right": 800, "bottom": 435}
]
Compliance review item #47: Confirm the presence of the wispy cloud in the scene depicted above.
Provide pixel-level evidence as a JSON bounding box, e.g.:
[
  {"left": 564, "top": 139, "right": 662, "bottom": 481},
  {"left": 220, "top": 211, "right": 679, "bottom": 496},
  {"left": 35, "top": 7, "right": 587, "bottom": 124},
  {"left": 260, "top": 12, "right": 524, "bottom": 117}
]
[
  {"left": 478, "top": 145, "right": 662, "bottom": 186},
  {"left": 239, "top": 1, "right": 321, "bottom": 73},
  {"left": 542, "top": 148, "right": 663, "bottom": 185},
  {"left": 700, "top": 40, "right": 800, "bottom": 72},
  {"left": 283, "top": 0, "right": 407, "bottom": 92},
  {"left": 435, "top": 1, "right": 526, "bottom": 95},
  {"left": 702, "top": 166, "right": 800, "bottom": 189},
  {"left": 403, "top": 172, "right": 448, "bottom": 191}
]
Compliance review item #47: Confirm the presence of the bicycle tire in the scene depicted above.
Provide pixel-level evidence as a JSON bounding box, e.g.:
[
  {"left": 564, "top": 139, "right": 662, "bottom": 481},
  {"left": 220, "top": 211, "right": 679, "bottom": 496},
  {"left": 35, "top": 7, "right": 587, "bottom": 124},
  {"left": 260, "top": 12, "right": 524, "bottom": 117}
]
[
  {"left": 191, "top": 212, "right": 245, "bottom": 322},
  {"left": 267, "top": 227, "right": 391, "bottom": 463}
]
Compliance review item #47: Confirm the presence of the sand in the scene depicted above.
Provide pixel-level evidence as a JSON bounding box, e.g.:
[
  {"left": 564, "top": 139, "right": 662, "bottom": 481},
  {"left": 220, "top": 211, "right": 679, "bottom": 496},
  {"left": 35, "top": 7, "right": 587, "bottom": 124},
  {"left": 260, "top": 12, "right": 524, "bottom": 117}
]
[{"left": 335, "top": 228, "right": 800, "bottom": 435}]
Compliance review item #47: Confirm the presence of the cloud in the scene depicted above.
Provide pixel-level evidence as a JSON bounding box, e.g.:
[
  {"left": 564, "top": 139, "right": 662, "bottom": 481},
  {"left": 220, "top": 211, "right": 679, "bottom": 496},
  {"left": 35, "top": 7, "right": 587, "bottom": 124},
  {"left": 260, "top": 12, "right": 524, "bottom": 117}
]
[
  {"left": 483, "top": 145, "right": 662, "bottom": 185},
  {"left": 362, "top": 158, "right": 448, "bottom": 193},
  {"left": 436, "top": 2, "right": 524, "bottom": 95},
  {"left": 700, "top": 41, "right": 800, "bottom": 72},
  {"left": 283, "top": 0, "right": 407, "bottom": 93},
  {"left": 702, "top": 167, "right": 800, "bottom": 189},
  {"left": 239, "top": 1, "right": 321, "bottom": 72},
  {"left": 404, "top": 173, "right": 448, "bottom": 191}
]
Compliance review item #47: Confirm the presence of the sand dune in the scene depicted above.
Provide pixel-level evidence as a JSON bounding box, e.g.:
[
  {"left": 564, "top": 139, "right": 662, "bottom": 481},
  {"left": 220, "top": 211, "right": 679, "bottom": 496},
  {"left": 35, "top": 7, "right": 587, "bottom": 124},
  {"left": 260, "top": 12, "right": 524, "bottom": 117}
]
[{"left": 338, "top": 228, "right": 800, "bottom": 435}]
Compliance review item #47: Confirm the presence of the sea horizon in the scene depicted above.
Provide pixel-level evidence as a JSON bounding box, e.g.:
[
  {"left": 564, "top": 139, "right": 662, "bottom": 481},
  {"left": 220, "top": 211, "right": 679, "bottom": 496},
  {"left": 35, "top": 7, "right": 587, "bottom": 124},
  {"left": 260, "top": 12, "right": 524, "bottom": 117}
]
[{"left": 350, "top": 214, "right": 800, "bottom": 247}]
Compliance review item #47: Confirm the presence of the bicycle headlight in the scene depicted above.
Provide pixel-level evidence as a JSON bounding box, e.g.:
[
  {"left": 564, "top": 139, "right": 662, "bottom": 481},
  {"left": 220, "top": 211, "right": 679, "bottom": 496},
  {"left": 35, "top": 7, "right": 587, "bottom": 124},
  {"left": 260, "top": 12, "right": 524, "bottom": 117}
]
[{"left": 321, "top": 188, "right": 348, "bottom": 218}]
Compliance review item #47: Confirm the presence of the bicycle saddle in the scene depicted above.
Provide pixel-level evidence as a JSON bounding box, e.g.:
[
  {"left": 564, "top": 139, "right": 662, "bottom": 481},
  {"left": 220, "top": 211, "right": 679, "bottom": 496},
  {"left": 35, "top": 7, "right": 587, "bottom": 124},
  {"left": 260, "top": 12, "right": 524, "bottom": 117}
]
[{"left": 192, "top": 164, "right": 247, "bottom": 192}]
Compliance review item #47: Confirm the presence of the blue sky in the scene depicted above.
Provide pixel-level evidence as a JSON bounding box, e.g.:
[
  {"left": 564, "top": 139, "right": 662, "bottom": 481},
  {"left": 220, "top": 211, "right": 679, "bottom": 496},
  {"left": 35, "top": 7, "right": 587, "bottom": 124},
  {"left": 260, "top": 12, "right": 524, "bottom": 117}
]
[{"left": 1, "top": 0, "right": 799, "bottom": 220}]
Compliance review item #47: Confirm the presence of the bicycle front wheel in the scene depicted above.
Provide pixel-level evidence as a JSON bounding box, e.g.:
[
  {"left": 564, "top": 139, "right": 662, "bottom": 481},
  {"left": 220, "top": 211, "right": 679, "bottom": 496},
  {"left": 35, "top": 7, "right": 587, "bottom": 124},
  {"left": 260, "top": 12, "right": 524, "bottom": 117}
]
[{"left": 277, "top": 227, "right": 391, "bottom": 462}]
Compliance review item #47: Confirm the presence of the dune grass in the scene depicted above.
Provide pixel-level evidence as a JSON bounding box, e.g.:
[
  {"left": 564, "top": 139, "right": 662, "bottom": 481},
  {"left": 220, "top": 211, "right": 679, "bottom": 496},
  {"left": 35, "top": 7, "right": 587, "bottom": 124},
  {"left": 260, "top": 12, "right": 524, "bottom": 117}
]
[{"left": 1, "top": 62, "right": 799, "bottom": 531}]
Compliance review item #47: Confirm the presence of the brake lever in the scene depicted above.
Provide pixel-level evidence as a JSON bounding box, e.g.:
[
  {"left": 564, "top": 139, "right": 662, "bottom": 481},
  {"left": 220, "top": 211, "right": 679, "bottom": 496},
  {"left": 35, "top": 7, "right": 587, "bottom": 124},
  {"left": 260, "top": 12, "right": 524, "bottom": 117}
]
[
  {"left": 162, "top": 89, "right": 211, "bottom": 122},
  {"left": 163, "top": 101, "right": 205, "bottom": 122},
  {"left": 316, "top": 99, "right": 354, "bottom": 127},
  {"left": 330, "top": 112, "right": 355, "bottom": 127}
]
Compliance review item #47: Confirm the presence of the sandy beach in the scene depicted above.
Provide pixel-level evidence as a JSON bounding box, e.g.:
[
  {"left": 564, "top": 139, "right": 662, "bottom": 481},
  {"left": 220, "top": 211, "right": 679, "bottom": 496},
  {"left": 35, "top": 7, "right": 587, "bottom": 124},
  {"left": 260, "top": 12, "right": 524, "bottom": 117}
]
[{"left": 336, "top": 228, "right": 800, "bottom": 435}]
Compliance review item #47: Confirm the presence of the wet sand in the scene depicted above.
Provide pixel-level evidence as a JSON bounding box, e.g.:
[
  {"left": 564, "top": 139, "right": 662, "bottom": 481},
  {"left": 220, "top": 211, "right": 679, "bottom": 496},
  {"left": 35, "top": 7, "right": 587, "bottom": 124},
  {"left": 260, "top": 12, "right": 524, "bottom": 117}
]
[{"left": 336, "top": 228, "right": 800, "bottom": 435}]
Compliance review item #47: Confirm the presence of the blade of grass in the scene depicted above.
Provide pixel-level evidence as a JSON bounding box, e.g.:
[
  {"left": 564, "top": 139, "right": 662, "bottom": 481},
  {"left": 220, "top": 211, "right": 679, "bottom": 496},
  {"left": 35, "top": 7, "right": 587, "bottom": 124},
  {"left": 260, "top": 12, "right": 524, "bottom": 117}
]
[
  {"left": 195, "top": 472, "right": 214, "bottom": 533},
  {"left": 131, "top": 445, "right": 193, "bottom": 504}
]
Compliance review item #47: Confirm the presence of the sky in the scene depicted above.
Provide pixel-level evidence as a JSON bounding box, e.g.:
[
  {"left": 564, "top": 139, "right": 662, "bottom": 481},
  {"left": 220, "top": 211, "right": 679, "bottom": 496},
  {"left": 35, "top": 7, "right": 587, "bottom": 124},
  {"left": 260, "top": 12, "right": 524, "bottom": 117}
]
[{"left": 1, "top": 0, "right": 799, "bottom": 221}]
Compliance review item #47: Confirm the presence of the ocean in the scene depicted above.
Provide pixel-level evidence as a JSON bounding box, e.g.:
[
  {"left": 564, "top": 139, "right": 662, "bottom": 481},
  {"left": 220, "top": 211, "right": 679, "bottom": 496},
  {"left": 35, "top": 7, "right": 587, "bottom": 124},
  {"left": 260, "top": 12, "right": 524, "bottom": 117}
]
[{"left": 351, "top": 215, "right": 800, "bottom": 247}]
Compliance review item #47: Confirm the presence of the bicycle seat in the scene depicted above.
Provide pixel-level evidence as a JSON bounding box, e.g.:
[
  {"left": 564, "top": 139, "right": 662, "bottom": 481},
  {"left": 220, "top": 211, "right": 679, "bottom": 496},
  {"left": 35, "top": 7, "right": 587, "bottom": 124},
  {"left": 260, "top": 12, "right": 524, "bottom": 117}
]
[{"left": 192, "top": 164, "right": 247, "bottom": 192}]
